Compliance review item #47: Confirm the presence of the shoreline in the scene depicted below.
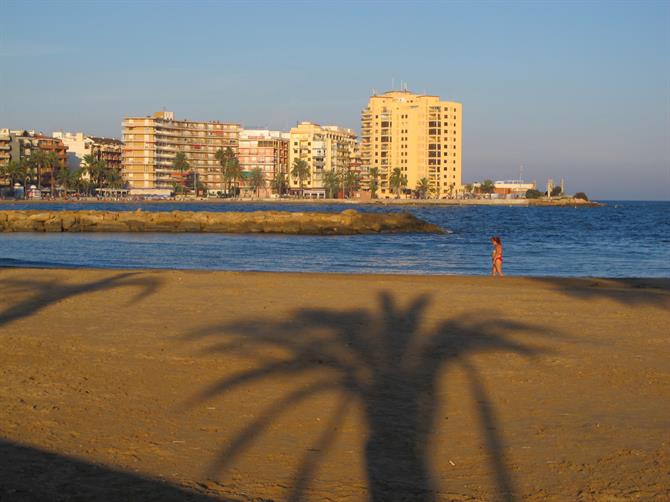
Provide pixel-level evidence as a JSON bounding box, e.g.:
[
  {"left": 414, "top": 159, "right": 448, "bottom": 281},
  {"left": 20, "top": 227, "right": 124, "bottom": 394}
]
[
  {"left": 1, "top": 263, "right": 668, "bottom": 282},
  {"left": 0, "top": 197, "right": 604, "bottom": 207}
]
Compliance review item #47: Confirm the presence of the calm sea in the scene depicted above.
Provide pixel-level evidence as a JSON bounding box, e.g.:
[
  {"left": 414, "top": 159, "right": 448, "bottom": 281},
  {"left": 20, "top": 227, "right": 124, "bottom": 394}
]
[{"left": 0, "top": 201, "right": 668, "bottom": 277}]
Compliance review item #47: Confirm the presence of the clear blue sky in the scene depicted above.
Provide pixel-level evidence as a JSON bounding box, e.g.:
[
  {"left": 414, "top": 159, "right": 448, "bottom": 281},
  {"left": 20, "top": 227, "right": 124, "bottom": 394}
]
[{"left": 1, "top": 0, "right": 668, "bottom": 199}]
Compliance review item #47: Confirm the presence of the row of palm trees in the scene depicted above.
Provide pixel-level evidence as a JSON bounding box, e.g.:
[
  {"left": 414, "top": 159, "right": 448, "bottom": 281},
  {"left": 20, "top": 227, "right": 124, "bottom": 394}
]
[
  {"left": 174, "top": 149, "right": 459, "bottom": 200},
  {"left": 0, "top": 152, "right": 123, "bottom": 197},
  {"left": 173, "top": 150, "right": 363, "bottom": 199},
  {"left": 369, "top": 167, "right": 459, "bottom": 199},
  {"left": 368, "top": 167, "right": 409, "bottom": 199}
]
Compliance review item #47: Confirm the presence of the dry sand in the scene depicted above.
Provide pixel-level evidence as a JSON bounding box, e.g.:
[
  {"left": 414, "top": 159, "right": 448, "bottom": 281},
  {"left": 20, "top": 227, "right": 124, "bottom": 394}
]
[{"left": 0, "top": 268, "right": 668, "bottom": 501}]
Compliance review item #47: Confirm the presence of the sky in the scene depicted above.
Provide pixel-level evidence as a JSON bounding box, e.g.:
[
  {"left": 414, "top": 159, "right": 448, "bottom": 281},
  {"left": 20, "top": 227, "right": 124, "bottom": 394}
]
[{"left": 1, "top": 0, "right": 669, "bottom": 200}]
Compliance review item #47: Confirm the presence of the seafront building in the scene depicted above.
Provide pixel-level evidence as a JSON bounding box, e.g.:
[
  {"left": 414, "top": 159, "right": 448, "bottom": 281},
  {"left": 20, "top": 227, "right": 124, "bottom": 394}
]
[
  {"left": 121, "top": 111, "right": 240, "bottom": 195},
  {"left": 52, "top": 131, "right": 123, "bottom": 177},
  {"left": 471, "top": 180, "right": 537, "bottom": 198},
  {"left": 288, "top": 121, "right": 358, "bottom": 198},
  {"left": 0, "top": 129, "right": 11, "bottom": 169},
  {"left": 238, "top": 129, "right": 290, "bottom": 197},
  {"left": 0, "top": 128, "right": 68, "bottom": 189},
  {"left": 361, "top": 90, "right": 462, "bottom": 198}
]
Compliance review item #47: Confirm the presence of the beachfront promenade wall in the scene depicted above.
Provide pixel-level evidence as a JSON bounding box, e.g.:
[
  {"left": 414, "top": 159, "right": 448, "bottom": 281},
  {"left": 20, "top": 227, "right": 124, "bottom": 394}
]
[{"left": 0, "top": 209, "right": 444, "bottom": 235}]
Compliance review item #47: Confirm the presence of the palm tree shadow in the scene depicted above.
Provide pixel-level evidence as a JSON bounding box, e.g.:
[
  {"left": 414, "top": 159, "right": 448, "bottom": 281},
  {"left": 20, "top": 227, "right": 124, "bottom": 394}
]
[
  {"left": 0, "top": 272, "right": 164, "bottom": 328},
  {"left": 184, "top": 292, "right": 557, "bottom": 502}
]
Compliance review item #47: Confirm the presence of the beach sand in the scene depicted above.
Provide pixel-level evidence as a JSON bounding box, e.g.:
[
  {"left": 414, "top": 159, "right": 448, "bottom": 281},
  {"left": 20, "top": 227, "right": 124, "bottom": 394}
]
[{"left": 0, "top": 268, "right": 668, "bottom": 501}]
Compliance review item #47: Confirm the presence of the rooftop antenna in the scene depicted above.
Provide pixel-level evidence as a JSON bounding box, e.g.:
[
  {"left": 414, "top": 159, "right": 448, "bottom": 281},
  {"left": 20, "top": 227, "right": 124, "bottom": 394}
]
[{"left": 519, "top": 164, "right": 524, "bottom": 181}]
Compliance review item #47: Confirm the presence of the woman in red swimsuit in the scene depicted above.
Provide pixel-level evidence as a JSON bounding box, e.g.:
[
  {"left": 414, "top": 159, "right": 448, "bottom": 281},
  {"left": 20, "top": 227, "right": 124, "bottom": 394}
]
[{"left": 491, "top": 236, "right": 504, "bottom": 277}]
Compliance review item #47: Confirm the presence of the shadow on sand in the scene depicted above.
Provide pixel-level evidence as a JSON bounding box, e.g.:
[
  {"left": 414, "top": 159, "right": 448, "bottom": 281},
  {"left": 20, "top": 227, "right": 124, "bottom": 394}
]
[
  {"left": 530, "top": 277, "right": 670, "bottom": 308},
  {"left": 0, "top": 439, "right": 227, "bottom": 502},
  {"left": 0, "top": 272, "right": 164, "bottom": 328},
  {"left": 184, "top": 292, "right": 559, "bottom": 502}
]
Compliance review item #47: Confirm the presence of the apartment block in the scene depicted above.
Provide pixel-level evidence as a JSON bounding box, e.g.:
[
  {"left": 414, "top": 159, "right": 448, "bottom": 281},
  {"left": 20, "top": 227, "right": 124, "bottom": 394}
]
[
  {"left": 238, "top": 129, "right": 290, "bottom": 197},
  {"left": 361, "top": 90, "right": 462, "bottom": 198},
  {"left": 288, "top": 121, "right": 358, "bottom": 197},
  {"left": 0, "top": 129, "right": 10, "bottom": 168},
  {"left": 122, "top": 111, "right": 240, "bottom": 194},
  {"left": 0, "top": 129, "right": 68, "bottom": 189},
  {"left": 52, "top": 131, "right": 123, "bottom": 176}
]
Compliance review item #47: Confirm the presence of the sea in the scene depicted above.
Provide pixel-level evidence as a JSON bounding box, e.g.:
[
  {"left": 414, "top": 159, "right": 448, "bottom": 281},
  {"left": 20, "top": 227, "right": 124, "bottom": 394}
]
[{"left": 0, "top": 201, "right": 668, "bottom": 278}]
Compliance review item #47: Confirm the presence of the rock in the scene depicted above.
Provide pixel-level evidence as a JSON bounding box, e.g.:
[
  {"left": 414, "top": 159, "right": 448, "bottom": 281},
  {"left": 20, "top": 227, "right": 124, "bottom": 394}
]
[{"left": 0, "top": 210, "right": 445, "bottom": 235}]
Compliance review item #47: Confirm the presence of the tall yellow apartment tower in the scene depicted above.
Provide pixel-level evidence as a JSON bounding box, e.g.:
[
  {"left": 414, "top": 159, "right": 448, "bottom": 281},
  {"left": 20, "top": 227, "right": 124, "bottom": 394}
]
[
  {"left": 122, "top": 111, "right": 240, "bottom": 194},
  {"left": 361, "top": 90, "right": 462, "bottom": 198},
  {"left": 288, "top": 121, "right": 357, "bottom": 197}
]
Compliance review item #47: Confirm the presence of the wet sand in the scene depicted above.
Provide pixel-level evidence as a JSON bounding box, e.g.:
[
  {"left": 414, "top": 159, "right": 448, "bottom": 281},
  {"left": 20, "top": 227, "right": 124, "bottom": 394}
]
[{"left": 0, "top": 269, "right": 668, "bottom": 501}]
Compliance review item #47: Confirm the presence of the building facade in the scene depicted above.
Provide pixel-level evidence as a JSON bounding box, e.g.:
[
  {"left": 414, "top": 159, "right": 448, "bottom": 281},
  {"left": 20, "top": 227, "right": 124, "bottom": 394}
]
[
  {"left": 361, "top": 90, "right": 462, "bottom": 198},
  {"left": 238, "top": 129, "right": 290, "bottom": 197},
  {"left": 0, "top": 129, "right": 11, "bottom": 169},
  {"left": 52, "top": 131, "right": 124, "bottom": 176},
  {"left": 0, "top": 129, "right": 67, "bottom": 189},
  {"left": 288, "top": 121, "right": 358, "bottom": 197},
  {"left": 122, "top": 111, "right": 240, "bottom": 194}
]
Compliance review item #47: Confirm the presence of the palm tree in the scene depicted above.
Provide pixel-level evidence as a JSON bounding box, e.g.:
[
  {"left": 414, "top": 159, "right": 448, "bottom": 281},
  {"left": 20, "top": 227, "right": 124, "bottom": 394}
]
[
  {"left": 271, "top": 171, "right": 288, "bottom": 197},
  {"left": 56, "top": 166, "right": 71, "bottom": 196},
  {"left": 368, "top": 167, "right": 379, "bottom": 199},
  {"left": 27, "top": 150, "right": 48, "bottom": 191},
  {"left": 44, "top": 152, "right": 60, "bottom": 197},
  {"left": 172, "top": 151, "right": 189, "bottom": 190},
  {"left": 83, "top": 154, "right": 108, "bottom": 195},
  {"left": 323, "top": 170, "right": 340, "bottom": 199},
  {"left": 343, "top": 170, "right": 360, "bottom": 199},
  {"left": 248, "top": 167, "right": 265, "bottom": 198},
  {"left": 291, "top": 158, "right": 309, "bottom": 198},
  {"left": 389, "top": 167, "right": 407, "bottom": 199},
  {"left": 415, "top": 177, "right": 430, "bottom": 199},
  {"left": 0, "top": 159, "right": 26, "bottom": 188},
  {"left": 216, "top": 147, "right": 240, "bottom": 197}
]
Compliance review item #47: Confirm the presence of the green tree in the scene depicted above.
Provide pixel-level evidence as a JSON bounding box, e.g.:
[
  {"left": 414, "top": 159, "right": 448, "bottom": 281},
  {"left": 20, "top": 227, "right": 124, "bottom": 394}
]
[
  {"left": 479, "top": 179, "right": 496, "bottom": 194},
  {"left": 550, "top": 186, "right": 562, "bottom": 197},
  {"left": 525, "top": 189, "right": 542, "bottom": 199},
  {"left": 82, "top": 154, "right": 108, "bottom": 193},
  {"left": 574, "top": 192, "right": 589, "bottom": 201},
  {"left": 343, "top": 170, "right": 360, "bottom": 198},
  {"left": 0, "top": 159, "right": 26, "bottom": 188},
  {"left": 26, "top": 150, "right": 48, "bottom": 190},
  {"left": 44, "top": 152, "right": 60, "bottom": 196},
  {"left": 323, "top": 170, "right": 340, "bottom": 199},
  {"left": 271, "top": 170, "right": 288, "bottom": 196},
  {"left": 368, "top": 167, "right": 379, "bottom": 199},
  {"left": 173, "top": 151, "right": 189, "bottom": 177},
  {"left": 248, "top": 167, "right": 265, "bottom": 198},
  {"left": 56, "top": 165, "right": 73, "bottom": 195},
  {"left": 389, "top": 167, "right": 407, "bottom": 198},
  {"left": 464, "top": 183, "right": 473, "bottom": 196},
  {"left": 415, "top": 177, "right": 430, "bottom": 199},
  {"left": 216, "top": 147, "right": 241, "bottom": 197},
  {"left": 291, "top": 158, "right": 310, "bottom": 197}
]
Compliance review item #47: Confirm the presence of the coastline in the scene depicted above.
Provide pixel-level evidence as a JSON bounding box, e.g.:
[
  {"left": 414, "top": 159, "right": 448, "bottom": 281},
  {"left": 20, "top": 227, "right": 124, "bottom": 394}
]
[
  {"left": 0, "top": 197, "right": 604, "bottom": 207},
  {"left": 1, "top": 268, "right": 667, "bottom": 500}
]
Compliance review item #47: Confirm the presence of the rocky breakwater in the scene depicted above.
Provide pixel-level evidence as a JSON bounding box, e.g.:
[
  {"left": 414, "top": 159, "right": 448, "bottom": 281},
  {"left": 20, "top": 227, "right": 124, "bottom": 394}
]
[{"left": 0, "top": 209, "right": 445, "bottom": 235}]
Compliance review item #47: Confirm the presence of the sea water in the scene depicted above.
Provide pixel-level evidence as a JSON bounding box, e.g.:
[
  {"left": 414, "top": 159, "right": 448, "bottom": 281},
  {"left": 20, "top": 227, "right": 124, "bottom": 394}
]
[{"left": 0, "top": 201, "right": 668, "bottom": 278}]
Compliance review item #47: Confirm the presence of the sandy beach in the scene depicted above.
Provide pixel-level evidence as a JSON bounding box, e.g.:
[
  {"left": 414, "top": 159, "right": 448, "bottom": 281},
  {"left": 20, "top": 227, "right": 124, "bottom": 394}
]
[{"left": 0, "top": 268, "right": 668, "bottom": 501}]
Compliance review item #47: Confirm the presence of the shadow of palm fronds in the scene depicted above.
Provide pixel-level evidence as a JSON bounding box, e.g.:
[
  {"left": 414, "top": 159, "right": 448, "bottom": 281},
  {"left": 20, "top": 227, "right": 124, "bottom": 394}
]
[
  {"left": 0, "top": 272, "right": 164, "bottom": 328},
  {"left": 185, "top": 292, "right": 556, "bottom": 502}
]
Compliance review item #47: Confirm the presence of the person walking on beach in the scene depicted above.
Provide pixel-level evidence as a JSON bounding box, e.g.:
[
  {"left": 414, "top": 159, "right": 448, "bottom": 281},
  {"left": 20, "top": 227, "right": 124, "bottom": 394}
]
[{"left": 491, "top": 236, "right": 504, "bottom": 276}]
